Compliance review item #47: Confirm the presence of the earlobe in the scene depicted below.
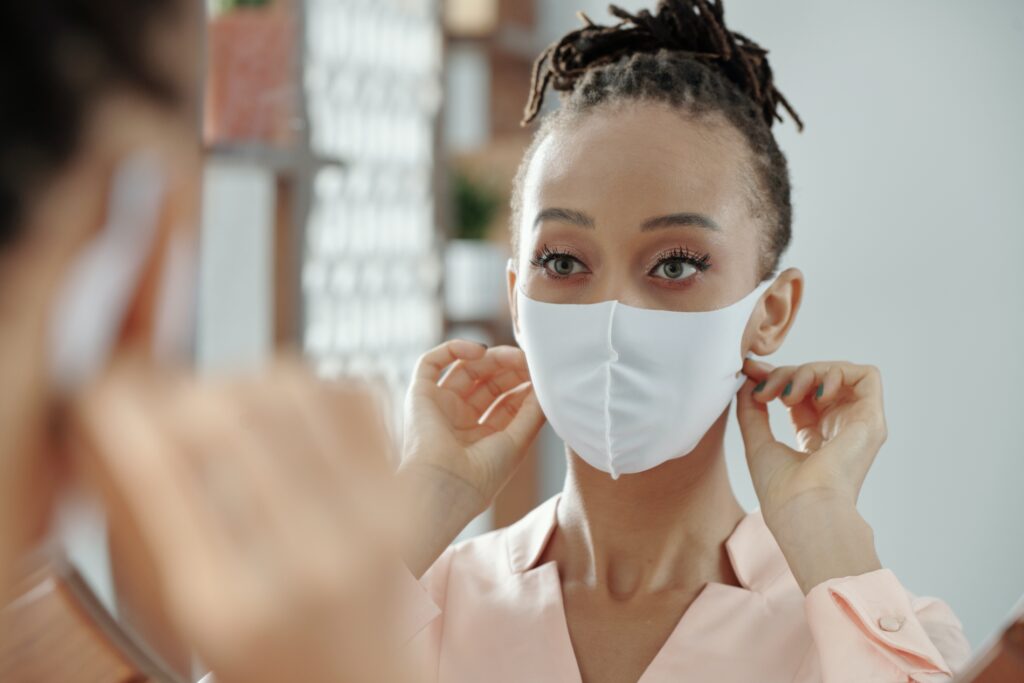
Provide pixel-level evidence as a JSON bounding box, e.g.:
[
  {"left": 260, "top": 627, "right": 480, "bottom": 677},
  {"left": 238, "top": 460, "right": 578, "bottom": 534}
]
[{"left": 748, "top": 268, "right": 804, "bottom": 356}]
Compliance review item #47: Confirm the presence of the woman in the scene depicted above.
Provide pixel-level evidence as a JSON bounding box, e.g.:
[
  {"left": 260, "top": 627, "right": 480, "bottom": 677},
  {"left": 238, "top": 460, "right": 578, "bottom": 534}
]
[
  {"left": 397, "top": 2, "right": 971, "bottom": 681},
  {"left": 0, "top": 3, "right": 414, "bottom": 682}
]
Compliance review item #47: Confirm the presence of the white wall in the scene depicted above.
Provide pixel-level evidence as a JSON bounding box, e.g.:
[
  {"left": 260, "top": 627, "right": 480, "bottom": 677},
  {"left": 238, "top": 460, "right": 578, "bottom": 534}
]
[{"left": 535, "top": 0, "right": 1024, "bottom": 647}]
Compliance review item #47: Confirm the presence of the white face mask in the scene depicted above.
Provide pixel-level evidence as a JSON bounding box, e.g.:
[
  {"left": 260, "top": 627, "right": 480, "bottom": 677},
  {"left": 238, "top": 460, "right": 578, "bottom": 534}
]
[
  {"left": 516, "top": 282, "right": 770, "bottom": 479},
  {"left": 50, "top": 153, "right": 197, "bottom": 617}
]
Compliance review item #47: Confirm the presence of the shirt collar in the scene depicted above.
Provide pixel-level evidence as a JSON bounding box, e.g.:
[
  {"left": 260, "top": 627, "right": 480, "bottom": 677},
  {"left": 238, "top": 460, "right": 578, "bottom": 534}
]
[
  {"left": 506, "top": 495, "right": 561, "bottom": 574},
  {"left": 505, "top": 495, "right": 791, "bottom": 594},
  {"left": 724, "top": 509, "right": 791, "bottom": 593}
]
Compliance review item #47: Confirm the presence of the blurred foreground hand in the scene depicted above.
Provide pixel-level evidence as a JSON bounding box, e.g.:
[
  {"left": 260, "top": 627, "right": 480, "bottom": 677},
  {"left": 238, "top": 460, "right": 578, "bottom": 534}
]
[{"left": 71, "top": 356, "right": 422, "bottom": 683}]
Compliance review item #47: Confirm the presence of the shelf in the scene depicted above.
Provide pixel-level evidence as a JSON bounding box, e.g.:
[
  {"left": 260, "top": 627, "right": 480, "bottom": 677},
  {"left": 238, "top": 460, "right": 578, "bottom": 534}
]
[{"left": 205, "top": 142, "right": 346, "bottom": 173}]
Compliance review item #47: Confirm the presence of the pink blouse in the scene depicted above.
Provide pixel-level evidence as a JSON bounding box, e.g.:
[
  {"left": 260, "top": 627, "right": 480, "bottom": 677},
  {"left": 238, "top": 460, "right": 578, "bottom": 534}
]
[{"left": 404, "top": 495, "right": 970, "bottom": 682}]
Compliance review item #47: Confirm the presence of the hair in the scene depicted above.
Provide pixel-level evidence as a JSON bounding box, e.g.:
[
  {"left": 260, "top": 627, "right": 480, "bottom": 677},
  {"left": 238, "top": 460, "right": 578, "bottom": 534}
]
[
  {"left": 512, "top": 0, "right": 803, "bottom": 279},
  {"left": 0, "top": 0, "right": 185, "bottom": 250}
]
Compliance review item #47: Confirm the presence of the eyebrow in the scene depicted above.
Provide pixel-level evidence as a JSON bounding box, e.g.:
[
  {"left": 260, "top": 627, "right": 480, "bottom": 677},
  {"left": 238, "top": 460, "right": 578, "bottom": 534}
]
[
  {"left": 641, "top": 213, "right": 720, "bottom": 231},
  {"left": 533, "top": 208, "right": 720, "bottom": 232},
  {"left": 533, "top": 208, "right": 595, "bottom": 230}
]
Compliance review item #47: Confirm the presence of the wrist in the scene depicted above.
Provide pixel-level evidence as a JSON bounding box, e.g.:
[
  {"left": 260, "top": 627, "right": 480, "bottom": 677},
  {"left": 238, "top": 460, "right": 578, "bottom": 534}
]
[
  {"left": 397, "top": 460, "right": 489, "bottom": 519},
  {"left": 395, "top": 462, "right": 488, "bottom": 577},
  {"left": 765, "top": 492, "right": 882, "bottom": 595}
]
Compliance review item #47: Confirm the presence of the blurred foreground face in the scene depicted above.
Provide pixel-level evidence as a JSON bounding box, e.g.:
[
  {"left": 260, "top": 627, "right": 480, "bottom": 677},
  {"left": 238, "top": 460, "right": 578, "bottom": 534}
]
[
  {"left": 0, "top": 3, "right": 424, "bottom": 682},
  {"left": 0, "top": 0, "right": 202, "bottom": 604}
]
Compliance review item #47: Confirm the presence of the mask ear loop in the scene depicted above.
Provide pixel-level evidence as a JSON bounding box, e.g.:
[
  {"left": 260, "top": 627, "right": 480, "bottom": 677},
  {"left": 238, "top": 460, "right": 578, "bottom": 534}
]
[
  {"left": 49, "top": 154, "right": 167, "bottom": 392},
  {"left": 508, "top": 258, "right": 524, "bottom": 345}
]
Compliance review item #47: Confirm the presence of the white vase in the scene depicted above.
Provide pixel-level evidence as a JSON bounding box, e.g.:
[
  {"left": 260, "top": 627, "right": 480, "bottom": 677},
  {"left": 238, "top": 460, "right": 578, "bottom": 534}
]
[{"left": 444, "top": 239, "right": 509, "bottom": 322}]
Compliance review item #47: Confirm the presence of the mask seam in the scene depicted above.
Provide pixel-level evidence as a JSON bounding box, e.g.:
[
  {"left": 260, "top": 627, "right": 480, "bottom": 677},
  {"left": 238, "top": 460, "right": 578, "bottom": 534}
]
[{"left": 604, "top": 301, "right": 618, "bottom": 479}]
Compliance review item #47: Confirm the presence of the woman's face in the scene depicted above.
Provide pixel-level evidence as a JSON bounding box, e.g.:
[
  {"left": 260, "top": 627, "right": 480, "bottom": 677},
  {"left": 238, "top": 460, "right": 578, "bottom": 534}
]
[{"left": 511, "top": 102, "right": 766, "bottom": 314}]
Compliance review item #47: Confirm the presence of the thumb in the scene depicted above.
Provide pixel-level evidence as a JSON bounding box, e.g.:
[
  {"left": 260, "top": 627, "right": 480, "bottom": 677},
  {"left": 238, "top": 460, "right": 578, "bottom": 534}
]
[
  {"left": 735, "top": 378, "right": 776, "bottom": 457},
  {"left": 736, "top": 378, "right": 798, "bottom": 490}
]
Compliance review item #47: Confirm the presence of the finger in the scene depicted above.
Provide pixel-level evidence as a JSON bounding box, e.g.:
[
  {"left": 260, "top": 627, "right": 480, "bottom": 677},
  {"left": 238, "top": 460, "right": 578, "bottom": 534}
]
[
  {"left": 161, "top": 387, "right": 288, "bottom": 555},
  {"left": 277, "top": 369, "right": 409, "bottom": 554},
  {"left": 73, "top": 372, "right": 235, "bottom": 597},
  {"left": 781, "top": 365, "right": 819, "bottom": 407},
  {"left": 466, "top": 367, "right": 533, "bottom": 415},
  {"left": 802, "top": 362, "right": 884, "bottom": 413},
  {"left": 437, "top": 346, "right": 527, "bottom": 396},
  {"left": 244, "top": 369, "right": 410, "bottom": 626},
  {"left": 817, "top": 365, "right": 844, "bottom": 404},
  {"left": 277, "top": 367, "right": 393, "bottom": 473},
  {"left": 742, "top": 358, "right": 775, "bottom": 381},
  {"left": 412, "top": 340, "right": 488, "bottom": 385},
  {"left": 752, "top": 365, "right": 797, "bottom": 403},
  {"left": 851, "top": 364, "right": 884, "bottom": 403},
  {"left": 478, "top": 381, "right": 528, "bottom": 432},
  {"left": 789, "top": 398, "right": 824, "bottom": 452},
  {"left": 233, "top": 370, "right": 359, "bottom": 511},
  {"left": 480, "top": 382, "right": 546, "bottom": 452},
  {"left": 183, "top": 378, "right": 368, "bottom": 591}
]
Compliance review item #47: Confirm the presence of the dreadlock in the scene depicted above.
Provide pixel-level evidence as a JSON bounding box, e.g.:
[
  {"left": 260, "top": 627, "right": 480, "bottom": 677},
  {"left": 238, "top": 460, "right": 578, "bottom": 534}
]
[{"left": 513, "top": 0, "right": 803, "bottom": 278}]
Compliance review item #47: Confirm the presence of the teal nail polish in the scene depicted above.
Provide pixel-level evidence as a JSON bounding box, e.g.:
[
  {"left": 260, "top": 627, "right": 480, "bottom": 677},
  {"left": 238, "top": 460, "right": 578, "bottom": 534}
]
[
  {"left": 782, "top": 382, "right": 793, "bottom": 397},
  {"left": 754, "top": 380, "right": 767, "bottom": 393},
  {"left": 815, "top": 383, "right": 824, "bottom": 399}
]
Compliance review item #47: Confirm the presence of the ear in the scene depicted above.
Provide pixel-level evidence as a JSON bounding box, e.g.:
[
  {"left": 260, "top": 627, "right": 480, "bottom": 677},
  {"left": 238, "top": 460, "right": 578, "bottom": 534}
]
[
  {"left": 506, "top": 260, "right": 520, "bottom": 338},
  {"left": 745, "top": 268, "right": 803, "bottom": 357}
]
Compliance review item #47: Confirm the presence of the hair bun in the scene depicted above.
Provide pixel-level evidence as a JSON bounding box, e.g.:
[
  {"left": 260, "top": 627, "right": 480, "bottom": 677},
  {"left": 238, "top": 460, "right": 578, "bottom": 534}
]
[{"left": 523, "top": 0, "right": 802, "bottom": 131}]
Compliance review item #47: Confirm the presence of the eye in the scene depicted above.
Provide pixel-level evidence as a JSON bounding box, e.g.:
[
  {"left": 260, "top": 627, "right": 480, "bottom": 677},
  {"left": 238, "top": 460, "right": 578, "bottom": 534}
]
[
  {"left": 547, "top": 255, "right": 585, "bottom": 277},
  {"left": 647, "top": 247, "right": 712, "bottom": 283},
  {"left": 650, "top": 258, "right": 699, "bottom": 281},
  {"left": 529, "top": 245, "right": 590, "bottom": 279}
]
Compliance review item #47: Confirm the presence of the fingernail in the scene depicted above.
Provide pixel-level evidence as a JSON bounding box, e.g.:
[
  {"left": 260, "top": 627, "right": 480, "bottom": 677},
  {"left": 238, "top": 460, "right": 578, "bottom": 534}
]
[
  {"left": 476, "top": 342, "right": 489, "bottom": 349},
  {"left": 782, "top": 382, "right": 793, "bottom": 397},
  {"left": 754, "top": 381, "right": 767, "bottom": 393},
  {"left": 815, "top": 383, "right": 824, "bottom": 399}
]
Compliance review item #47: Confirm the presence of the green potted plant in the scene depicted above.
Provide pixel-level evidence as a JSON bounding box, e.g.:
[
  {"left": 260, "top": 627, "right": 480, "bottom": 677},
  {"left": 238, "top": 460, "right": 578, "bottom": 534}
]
[{"left": 444, "top": 171, "right": 509, "bottom": 322}]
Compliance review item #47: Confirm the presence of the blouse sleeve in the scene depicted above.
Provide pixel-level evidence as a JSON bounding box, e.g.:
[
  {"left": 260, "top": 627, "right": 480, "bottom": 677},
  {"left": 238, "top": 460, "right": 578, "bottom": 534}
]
[
  {"left": 804, "top": 568, "right": 971, "bottom": 682},
  {"left": 401, "top": 545, "right": 457, "bottom": 683},
  {"left": 395, "top": 557, "right": 444, "bottom": 642}
]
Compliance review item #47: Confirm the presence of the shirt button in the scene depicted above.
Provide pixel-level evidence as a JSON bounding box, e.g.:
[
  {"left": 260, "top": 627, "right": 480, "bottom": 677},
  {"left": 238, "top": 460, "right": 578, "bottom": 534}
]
[{"left": 878, "top": 616, "right": 905, "bottom": 633}]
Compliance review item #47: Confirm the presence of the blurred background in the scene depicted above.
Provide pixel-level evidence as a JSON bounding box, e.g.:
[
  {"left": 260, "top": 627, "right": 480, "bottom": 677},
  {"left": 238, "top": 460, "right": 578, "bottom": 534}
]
[{"left": 197, "top": 0, "right": 1024, "bottom": 648}]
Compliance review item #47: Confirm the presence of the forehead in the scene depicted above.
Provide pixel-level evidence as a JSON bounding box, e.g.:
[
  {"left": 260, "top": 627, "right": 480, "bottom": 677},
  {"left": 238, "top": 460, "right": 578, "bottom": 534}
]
[{"left": 521, "top": 102, "right": 753, "bottom": 230}]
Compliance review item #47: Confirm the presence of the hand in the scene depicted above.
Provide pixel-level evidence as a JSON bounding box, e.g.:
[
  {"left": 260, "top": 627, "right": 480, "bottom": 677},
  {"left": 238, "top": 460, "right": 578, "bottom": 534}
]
[
  {"left": 736, "top": 359, "right": 887, "bottom": 593},
  {"left": 398, "top": 340, "right": 546, "bottom": 576},
  {"left": 72, "top": 357, "right": 416, "bottom": 683}
]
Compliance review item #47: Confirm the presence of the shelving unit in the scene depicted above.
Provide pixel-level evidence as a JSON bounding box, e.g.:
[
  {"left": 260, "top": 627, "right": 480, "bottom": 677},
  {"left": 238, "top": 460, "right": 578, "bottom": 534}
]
[
  {"left": 200, "top": 0, "right": 445, "bottom": 419},
  {"left": 442, "top": 0, "right": 545, "bottom": 530}
]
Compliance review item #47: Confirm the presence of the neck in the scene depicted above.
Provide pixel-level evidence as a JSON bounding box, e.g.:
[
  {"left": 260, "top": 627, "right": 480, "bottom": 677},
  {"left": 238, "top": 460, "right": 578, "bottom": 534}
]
[{"left": 550, "top": 410, "right": 745, "bottom": 596}]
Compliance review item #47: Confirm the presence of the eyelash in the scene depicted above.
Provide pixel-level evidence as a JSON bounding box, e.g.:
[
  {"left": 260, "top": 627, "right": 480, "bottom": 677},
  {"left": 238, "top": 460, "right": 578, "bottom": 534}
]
[
  {"left": 529, "top": 244, "right": 575, "bottom": 270},
  {"left": 529, "top": 244, "right": 713, "bottom": 279},
  {"left": 652, "top": 247, "right": 713, "bottom": 274}
]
